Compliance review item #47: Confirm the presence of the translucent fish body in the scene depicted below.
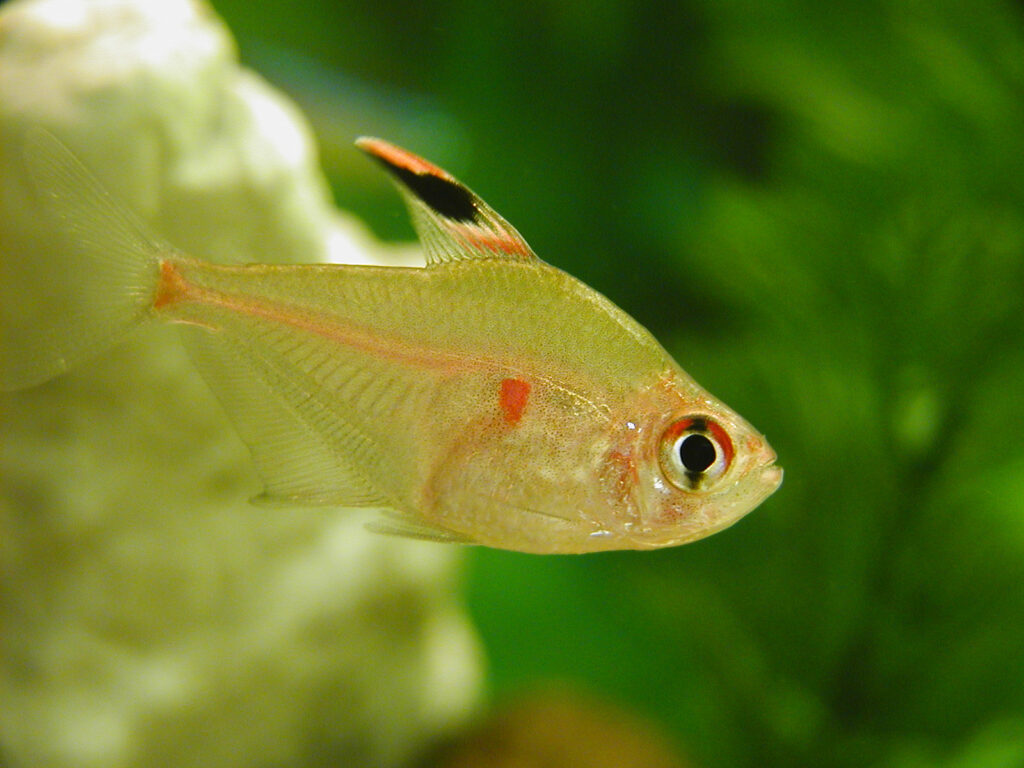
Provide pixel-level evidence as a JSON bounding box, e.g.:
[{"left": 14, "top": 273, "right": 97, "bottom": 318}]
[{"left": 2, "top": 131, "right": 782, "bottom": 553}]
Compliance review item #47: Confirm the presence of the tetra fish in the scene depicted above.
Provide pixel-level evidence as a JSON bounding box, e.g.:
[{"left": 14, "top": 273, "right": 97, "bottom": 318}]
[{"left": 1, "top": 130, "right": 781, "bottom": 553}]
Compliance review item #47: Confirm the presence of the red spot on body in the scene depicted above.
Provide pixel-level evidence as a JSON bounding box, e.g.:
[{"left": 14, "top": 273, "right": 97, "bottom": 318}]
[
  {"left": 153, "top": 260, "right": 189, "bottom": 310},
  {"left": 499, "top": 378, "right": 531, "bottom": 424}
]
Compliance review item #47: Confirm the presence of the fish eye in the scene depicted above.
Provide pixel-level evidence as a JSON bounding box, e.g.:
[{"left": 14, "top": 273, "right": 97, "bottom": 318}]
[{"left": 659, "top": 416, "right": 734, "bottom": 491}]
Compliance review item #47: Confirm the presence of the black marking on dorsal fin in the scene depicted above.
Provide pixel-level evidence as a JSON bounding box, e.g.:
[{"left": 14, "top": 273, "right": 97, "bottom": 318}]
[
  {"left": 356, "top": 137, "right": 479, "bottom": 223},
  {"left": 384, "top": 163, "right": 478, "bottom": 223}
]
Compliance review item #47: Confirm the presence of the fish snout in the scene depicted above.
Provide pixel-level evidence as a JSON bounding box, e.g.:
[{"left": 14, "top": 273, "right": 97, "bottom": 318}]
[{"left": 755, "top": 442, "right": 782, "bottom": 489}]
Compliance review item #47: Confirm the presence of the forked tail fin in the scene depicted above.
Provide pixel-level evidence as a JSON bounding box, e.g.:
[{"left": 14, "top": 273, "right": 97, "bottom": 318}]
[{"left": 1, "top": 129, "right": 165, "bottom": 390}]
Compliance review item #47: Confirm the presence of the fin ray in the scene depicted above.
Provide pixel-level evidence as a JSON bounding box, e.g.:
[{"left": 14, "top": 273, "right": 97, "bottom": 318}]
[{"left": 1, "top": 129, "right": 162, "bottom": 390}]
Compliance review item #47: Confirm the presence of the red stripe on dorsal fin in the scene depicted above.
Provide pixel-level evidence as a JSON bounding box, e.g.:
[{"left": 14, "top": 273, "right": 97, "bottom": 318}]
[{"left": 356, "top": 137, "right": 539, "bottom": 265}]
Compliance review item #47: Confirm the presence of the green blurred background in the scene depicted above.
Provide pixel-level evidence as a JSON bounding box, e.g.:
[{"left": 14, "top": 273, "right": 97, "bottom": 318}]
[{"left": 211, "top": 1, "right": 1024, "bottom": 766}]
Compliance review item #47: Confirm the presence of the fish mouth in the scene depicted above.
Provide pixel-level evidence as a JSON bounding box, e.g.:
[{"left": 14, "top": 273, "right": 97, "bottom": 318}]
[
  {"left": 760, "top": 464, "right": 784, "bottom": 489},
  {"left": 755, "top": 442, "right": 782, "bottom": 490}
]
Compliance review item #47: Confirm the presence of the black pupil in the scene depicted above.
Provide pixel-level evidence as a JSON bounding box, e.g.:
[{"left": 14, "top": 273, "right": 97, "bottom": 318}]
[{"left": 679, "top": 434, "right": 716, "bottom": 473}]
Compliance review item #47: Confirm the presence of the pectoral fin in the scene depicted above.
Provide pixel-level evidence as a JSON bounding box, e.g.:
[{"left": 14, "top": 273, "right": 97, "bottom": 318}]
[{"left": 356, "top": 137, "right": 538, "bottom": 265}]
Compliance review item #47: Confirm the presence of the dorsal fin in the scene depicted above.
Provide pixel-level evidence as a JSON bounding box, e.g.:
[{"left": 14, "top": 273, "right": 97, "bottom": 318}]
[{"left": 356, "top": 137, "right": 538, "bottom": 265}]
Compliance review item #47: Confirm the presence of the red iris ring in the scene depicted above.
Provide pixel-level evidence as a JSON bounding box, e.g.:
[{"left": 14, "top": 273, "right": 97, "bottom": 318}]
[{"left": 663, "top": 416, "right": 734, "bottom": 472}]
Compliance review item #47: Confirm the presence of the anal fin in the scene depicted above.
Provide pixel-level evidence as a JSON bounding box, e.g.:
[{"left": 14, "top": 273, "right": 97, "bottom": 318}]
[
  {"left": 365, "top": 512, "right": 476, "bottom": 545},
  {"left": 179, "top": 325, "right": 391, "bottom": 509}
]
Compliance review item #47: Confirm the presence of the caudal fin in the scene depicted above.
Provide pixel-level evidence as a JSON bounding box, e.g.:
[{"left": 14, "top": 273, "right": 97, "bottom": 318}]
[{"left": 0, "top": 129, "right": 165, "bottom": 390}]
